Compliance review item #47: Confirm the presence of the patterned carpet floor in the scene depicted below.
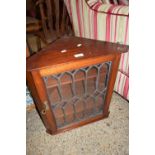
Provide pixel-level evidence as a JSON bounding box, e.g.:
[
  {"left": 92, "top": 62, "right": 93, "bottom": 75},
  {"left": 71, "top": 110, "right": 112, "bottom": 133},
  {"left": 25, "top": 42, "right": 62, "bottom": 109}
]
[{"left": 26, "top": 92, "right": 129, "bottom": 155}]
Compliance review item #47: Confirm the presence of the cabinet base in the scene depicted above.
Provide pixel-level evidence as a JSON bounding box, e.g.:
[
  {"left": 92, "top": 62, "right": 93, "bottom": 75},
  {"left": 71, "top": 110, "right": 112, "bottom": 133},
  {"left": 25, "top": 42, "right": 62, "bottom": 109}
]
[{"left": 46, "top": 111, "right": 110, "bottom": 135}]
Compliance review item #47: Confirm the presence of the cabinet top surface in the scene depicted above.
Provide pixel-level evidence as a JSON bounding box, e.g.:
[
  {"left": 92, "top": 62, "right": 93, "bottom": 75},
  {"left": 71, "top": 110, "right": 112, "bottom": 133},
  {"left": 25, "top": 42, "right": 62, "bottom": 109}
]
[{"left": 27, "top": 37, "right": 128, "bottom": 71}]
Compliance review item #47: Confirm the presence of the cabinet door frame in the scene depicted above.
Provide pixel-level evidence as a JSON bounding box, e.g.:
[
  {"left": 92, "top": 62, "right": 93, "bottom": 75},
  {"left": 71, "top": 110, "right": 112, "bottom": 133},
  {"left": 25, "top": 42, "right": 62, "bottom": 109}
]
[
  {"left": 30, "top": 70, "right": 57, "bottom": 133},
  {"left": 27, "top": 53, "right": 121, "bottom": 135}
]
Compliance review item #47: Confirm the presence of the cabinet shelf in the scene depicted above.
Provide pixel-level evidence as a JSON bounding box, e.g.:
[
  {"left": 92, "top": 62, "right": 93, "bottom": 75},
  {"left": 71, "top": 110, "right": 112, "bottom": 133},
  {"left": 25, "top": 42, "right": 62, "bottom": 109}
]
[{"left": 45, "top": 68, "right": 107, "bottom": 89}]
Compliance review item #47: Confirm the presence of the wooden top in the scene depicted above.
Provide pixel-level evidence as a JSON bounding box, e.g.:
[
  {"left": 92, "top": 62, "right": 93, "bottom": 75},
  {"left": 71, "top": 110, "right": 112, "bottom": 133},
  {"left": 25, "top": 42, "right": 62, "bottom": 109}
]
[{"left": 27, "top": 37, "right": 128, "bottom": 71}]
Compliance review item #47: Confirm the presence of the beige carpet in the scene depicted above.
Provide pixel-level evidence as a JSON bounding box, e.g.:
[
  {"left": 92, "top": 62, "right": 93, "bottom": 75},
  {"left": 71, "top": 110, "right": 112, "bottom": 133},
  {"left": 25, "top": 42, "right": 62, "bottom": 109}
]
[{"left": 26, "top": 92, "right": 129, "bottom": 155}]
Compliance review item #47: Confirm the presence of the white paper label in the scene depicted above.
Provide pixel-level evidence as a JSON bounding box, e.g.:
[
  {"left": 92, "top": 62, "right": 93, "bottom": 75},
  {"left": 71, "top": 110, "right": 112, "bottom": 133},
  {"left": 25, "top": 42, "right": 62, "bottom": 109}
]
[
  {"left": 74, "top": 53, "right": 84, "bottom": 58},
  {"left": 61, "top": 49, "right": 67, "bottom": 53}
]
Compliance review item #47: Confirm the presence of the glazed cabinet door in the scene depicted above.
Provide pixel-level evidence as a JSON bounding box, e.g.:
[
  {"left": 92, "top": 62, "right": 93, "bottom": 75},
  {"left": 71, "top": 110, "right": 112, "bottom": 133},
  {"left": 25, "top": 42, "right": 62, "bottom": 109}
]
[
  {"left": 27, "top": 53, "right": 121, "bottom": 135},
  {"left": 40, "top": 60, "right": 115, "bottom": 133}
]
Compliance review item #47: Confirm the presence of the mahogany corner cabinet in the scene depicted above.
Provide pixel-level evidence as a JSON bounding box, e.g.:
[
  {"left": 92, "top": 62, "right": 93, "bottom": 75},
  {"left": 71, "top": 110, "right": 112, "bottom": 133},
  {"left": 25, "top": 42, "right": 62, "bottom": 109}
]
[{"left": 26, "top": 37, "right": 128, "bottom": 135}]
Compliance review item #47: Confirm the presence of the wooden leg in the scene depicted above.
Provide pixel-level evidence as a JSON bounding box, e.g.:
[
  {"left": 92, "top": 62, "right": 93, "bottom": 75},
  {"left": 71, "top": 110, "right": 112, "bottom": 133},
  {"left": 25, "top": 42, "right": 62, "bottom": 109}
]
[
  {"left": 26, "top": 44, "right": 30, "bottom": 58},
  {"left": 36, "top": 36, "right": 41, "bottom": 51},
  {"left": 26, "top": 38, "right": 34, "bottom": 55}
]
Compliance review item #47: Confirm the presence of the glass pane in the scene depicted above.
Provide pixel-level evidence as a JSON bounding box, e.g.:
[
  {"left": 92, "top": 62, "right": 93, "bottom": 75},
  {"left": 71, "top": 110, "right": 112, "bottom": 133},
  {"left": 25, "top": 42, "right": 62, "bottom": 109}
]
[{"left": 43, "top": 61, "right": 111, "bottom": 128}]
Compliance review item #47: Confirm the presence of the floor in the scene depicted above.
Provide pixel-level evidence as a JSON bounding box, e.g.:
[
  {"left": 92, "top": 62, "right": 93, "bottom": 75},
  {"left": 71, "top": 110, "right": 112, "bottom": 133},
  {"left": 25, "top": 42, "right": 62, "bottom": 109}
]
[{"left": 26, "top": 92, "right": 129, "bottom": 155}]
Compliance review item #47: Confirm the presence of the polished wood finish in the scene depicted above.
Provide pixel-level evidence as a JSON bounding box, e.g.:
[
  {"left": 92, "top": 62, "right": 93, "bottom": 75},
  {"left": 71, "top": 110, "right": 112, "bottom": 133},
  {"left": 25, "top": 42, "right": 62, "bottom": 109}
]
[
  {"left": 27, "top": 37, "right": 128, "bottom": 135},
  {"left": 27, "top": 37, "right": 127, "bottom": 71}
]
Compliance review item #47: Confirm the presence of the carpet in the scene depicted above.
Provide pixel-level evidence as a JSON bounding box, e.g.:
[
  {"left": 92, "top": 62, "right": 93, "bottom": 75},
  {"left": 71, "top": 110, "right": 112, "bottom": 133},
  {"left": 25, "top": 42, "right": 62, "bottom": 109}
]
[{"left": 26, "top": 92, "right": 129, "bottom": 155}]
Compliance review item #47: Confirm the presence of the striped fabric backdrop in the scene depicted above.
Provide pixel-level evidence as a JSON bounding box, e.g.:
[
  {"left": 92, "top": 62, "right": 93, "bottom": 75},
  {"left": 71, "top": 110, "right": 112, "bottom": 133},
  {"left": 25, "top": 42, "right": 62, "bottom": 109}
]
[
  {"left": 101, "top": 0, "right": 129, "bottom": 5},
  {"left": 101, "top": 0, "right": 119, "bottom": 5},
  {"left": 64, "top": 0, "right": 129, "bottom": 100}
]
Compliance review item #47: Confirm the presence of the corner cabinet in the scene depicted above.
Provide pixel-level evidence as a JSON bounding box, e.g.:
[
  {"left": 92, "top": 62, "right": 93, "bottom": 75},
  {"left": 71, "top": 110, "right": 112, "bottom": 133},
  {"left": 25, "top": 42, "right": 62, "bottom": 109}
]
[{"left": 26, "top": 37, "right": 128, "bottom": 135}]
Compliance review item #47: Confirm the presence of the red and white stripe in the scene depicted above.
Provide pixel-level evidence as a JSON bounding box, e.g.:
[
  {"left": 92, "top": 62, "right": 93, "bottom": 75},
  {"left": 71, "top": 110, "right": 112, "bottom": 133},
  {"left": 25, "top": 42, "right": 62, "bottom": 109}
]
[{"left": 64, "top": 0, "right": 129, "bottom": 100}]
